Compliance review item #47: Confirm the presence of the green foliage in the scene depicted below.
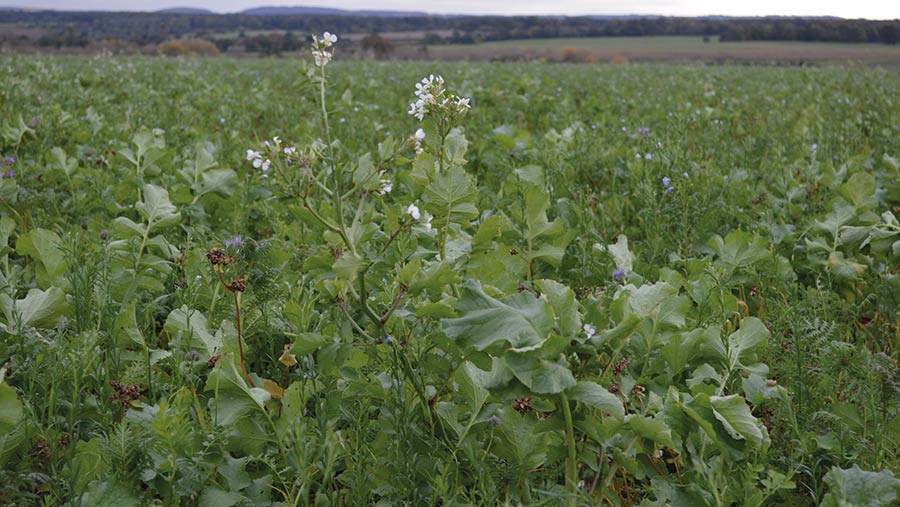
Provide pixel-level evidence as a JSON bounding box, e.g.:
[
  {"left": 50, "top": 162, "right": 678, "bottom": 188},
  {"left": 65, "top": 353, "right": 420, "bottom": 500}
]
[{"left": 0, "top": 53, "right": 898, "bottom": 507}]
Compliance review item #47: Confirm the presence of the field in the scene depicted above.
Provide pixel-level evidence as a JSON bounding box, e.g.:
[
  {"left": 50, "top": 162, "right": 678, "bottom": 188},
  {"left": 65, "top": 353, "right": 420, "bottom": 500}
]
[
  {"left": 1, "top": 49, "right": 899, "bottom": 506},
  {"left": 426, "top": 36, "right": 900, "bottom": 66}
]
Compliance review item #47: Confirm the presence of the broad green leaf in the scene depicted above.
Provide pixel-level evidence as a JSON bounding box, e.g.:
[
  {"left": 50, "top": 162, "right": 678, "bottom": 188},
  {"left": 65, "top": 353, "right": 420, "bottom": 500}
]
[
  {"left": 163, "top": 306, "right": 222, "bottom": 355},
  {"left": 442, "top": 279, "right": 552, "bottom": 352},
  {"left": 822, "top": 465, "right": 899, "bottom": 507},
  {"left": 196, "top": 168, "right": 238, "bottom": 197},
  {"left": 410, "top": 259, "right": 459, "bottom": 294},
  {"left": 67, "top": 438, "right": 109, "bottom": 493},
  {"left": 472, "top": 214, "right": 512, "bottom": 252},
  {"left": 709, "top": 394, "right": 767, "bottom": 448},
  {"left": 535, "top": 279, "right": 580, "bottom": 338},
  {"left": 136, "top": 184, "right": 181, "bottom": 230},
  {"left": 708, "top": 231, "right": 769, "bottom": 271},
  {"left": 16, "top": 228, "right": 66, "bottom": 288},
  {"left": 462, "top": 357, "right": 513, "bottom": 389},
  {"left": 0, "top": 382, "right": 24, "bottom": 466},
  {"left": 205, "top": 355, "right": 270, "bottom": 426},
  {"left": 726, "top": 317, "right": 769, "bottom": 368},
  {"left": 567, "top": 381, "right": 624, "bottom": 420},
  {"left": 2, "top": 287, "right": 69, "bottom": 330},
  {"left": 80, "top": 479, "right": 141, "bottom": 507},
  {"left": 443, "top": 127, "right": 468, "bottom": 167},
  {"left": 815, "top": 204, "right": 858, "bottom": 238},
  {"left": 616, "top": 281, "right": 679, "bottom": 320},
  {"left": 424, "top": 166, "right": 479, "bottom": 227},
  {"left": 839, "top": 172, "right": 877, "bottom": 212},
  {"left": 291, "top": 332, "right": 332, "bottom": 355},
  {"left": 607, "top": 234, "right": 635, "bottom": 271},
  {"left": 333, "top": 250, "right": 365, "bottom": 281},
  {"left": 504, "top": 353, "right": 575, "bottom": 394},
  {"left": 625, "top": 414, "right": 674, "bottom": 448},
  {"left": 199, "top": 488, "right": 244, "bottom": 507},
  {"left": 436, "top": 402, "right": 465, "bottom": 438},
  {"left": 112, "top": 217, "right": 146, "bottom": 237},
  {"left": 456, "top": 362, "right": 490, "bottom": 416},
  {"left": 492, "top": 408, "right": 547, "bottom": 471},
  {"left": 51, "top": 146, "right": 78, "bottom": 177},
  {"left": 523, "top": 186, "right": 565, "bottom": 242},
  {"left": 352, "top": 152, "right": 378, "bottom": 189}
]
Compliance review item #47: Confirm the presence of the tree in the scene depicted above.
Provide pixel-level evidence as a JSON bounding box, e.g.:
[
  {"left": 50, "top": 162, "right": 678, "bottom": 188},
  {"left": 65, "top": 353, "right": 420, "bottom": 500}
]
[{"left": 361, "top": 33, "right": 394, "bottom": 60}]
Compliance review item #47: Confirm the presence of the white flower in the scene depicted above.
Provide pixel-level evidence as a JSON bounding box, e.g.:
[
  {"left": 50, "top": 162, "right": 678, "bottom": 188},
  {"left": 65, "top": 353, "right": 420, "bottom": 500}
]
[
  {"left": 312, "top": 51, "right": 333, "bottom": 67},
  {"left": 323, "top": 32, "right": 337, "bottom": 44},
  {"left": 273, "top": 136, "right": 281, "bottom": 144},
  {"left": 252, "top": 158, "right": 263, "bottom": 169},
  {"left": 583, "top": 323, "right": 597, "bottom": 339},
  {"left": 246, "top": 149, "right": 261, "bottom": 161},
  {"left": 375, "top": 171, "right": 392, "bottom": 195},
  {"left": 406, "top": 204, "right": 421, "bottom": 220},
  {"left": 455, "top": 97, "right": 471, "bottom": 112},
  {"left": 414, "top": 128, "right": 426, "bottom": 153},
  {"left": 284, "top": 146, "right": 297, "bottom": 155},
  {"left": 422, "top": 213, "right": 433, "bottom": 231},
  {"left": 261, "top": 159, "right": 271, "bottom": 172}
]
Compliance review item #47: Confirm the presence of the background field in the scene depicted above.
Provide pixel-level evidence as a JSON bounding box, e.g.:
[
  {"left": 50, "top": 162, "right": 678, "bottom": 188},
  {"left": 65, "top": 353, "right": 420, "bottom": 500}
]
[{"left": 423, "top": 36, "right": 900, "bottom": 65}]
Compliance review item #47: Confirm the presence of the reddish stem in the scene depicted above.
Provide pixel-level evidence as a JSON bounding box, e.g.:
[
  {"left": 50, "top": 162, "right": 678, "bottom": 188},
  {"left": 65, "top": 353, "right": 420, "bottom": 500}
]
[{"left": 215, "top": 268, "right": 254, "bottom": 387}]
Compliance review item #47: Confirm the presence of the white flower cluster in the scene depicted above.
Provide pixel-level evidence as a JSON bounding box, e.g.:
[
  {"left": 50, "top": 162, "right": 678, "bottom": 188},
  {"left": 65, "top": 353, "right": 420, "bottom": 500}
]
[
  {"left": 311, "top": 32, "right": 338, "bottom": 67},
  {"left": 405, "top": 204, "right": 433, "bottom": 231},
  {"left": 246, "top": 136, "right": 299, "bottom": 179},
  {"left": 407, "top": 74, "right": 471, "bottom": 122},
  {"left": 246, "top": 149, "right": 271, "bottom": 174}
]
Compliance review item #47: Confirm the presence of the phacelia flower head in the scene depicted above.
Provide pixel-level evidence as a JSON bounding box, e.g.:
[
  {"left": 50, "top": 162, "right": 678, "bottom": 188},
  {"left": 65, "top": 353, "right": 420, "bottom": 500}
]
[{"left": 225, "top": 235, "right": 244, "bottom": 251}]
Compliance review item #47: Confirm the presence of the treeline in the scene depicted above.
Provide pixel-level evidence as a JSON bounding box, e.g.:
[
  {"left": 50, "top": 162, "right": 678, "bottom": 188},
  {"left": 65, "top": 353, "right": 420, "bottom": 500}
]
[{"left": 2, "top": 10, "right": 899, "bottom": 49}]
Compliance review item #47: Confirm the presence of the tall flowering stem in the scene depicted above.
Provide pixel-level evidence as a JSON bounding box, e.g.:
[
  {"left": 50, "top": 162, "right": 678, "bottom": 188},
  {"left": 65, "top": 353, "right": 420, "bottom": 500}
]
[{"left": 207, "top": 248, "right": 254, "bottom": 387}]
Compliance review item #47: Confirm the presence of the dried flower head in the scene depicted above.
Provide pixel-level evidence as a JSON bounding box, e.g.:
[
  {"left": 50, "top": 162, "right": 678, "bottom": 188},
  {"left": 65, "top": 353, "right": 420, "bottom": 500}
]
[
  {"left": 279, "top": 343, "right": 297, "bottom": 367},
  {"left": 228, "top": 277, "right": 246, "bottom": 292}
]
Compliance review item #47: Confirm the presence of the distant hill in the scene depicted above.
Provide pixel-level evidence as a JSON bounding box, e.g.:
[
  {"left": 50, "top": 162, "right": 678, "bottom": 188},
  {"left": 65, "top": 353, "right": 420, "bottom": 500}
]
[
  {"left": 240, "top": 6, "right": 428, "bottom": 17},
  {"left": 0, "top": 6, "right": 48, "bottom": 11},
  {"left": 157, "top": 7, "right": 215, "bottom": 14}
]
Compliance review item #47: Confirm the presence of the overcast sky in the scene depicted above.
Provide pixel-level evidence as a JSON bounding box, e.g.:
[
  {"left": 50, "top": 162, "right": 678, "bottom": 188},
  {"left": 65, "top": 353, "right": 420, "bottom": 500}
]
[{"left": 4, "top": 0, "right": 898, "bottom": 19}]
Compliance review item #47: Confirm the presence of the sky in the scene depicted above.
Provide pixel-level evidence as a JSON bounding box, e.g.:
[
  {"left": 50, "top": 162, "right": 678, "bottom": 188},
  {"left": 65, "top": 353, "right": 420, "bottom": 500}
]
[{"left": 3, "top": 0, "right": 899, "bottom": 19}]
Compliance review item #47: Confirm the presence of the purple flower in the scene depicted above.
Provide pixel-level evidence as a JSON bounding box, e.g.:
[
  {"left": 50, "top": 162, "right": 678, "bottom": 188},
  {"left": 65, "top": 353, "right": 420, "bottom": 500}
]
[
  {"left": 225, "top": 235, "right": 243, "bottom": 251},
  {"left": 666, "top": 187, "right": 674, "bottom": 194},
  {"left": 662, "top": 176, "right": 671, "bottom": 187},
  {"left": 811, "top": 143, "right": 818, "bottom": 151},
  {"left": 682, "top": 172, "right": 689, "bottom": 178},
  {"left": 1, "top": 156, "right": 16, "bottom": 166},
  {"left": 612, "top": 268, "right": 626, "bottom": 281},
  {"left": 645, "top": 153, "right": 653, "bottom": 160}
]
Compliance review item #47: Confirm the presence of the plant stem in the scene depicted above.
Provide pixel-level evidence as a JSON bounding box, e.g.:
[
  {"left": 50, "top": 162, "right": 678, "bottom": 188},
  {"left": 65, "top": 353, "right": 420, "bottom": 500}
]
[{"left": 560, "top": 391, "right": 578, "bottom": 507}]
